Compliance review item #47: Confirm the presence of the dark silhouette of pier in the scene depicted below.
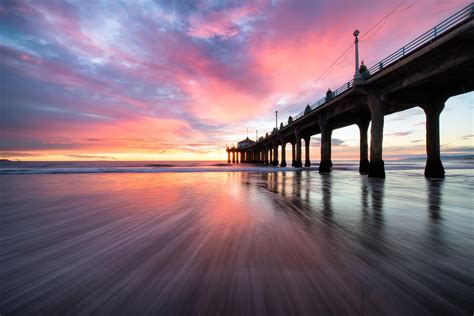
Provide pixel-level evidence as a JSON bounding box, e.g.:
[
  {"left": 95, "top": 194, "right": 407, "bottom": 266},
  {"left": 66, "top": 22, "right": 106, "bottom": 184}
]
[{"left": 227, "top": 3, "right": 474, "bottom": 178}]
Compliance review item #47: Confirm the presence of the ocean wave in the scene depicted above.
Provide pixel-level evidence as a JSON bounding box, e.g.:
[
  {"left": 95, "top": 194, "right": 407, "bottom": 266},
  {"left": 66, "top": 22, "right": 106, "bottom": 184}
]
[
  {"left": 145, "top": 164, "right": 176, "bottom": 167},
  {"left": 1, "top": 161, "right": 472, "bottom": 175},
  {"left": 0, "top": 166, "right": 292, "bottom": 174}
]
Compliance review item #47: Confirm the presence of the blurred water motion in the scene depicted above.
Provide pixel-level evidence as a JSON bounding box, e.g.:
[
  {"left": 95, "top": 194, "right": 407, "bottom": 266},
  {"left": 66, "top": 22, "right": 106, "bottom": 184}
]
[{"left": 1, "top": 170, "right": 473, "bottom": 314}]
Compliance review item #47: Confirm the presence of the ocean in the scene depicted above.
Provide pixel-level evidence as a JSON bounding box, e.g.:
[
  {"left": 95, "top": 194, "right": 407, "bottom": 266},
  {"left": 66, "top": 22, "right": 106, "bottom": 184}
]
[
  {"left": 1, "top": 159, "right": 473, "bottom": 174},
  {"left": 1, "top": 160, "right": 473, "bottom": 314}
]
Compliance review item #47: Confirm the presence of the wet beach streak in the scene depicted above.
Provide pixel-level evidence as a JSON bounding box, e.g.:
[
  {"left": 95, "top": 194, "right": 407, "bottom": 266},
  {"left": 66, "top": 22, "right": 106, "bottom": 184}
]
[{"left": 1, "top": 170, "right": 473, "bottom": 314}]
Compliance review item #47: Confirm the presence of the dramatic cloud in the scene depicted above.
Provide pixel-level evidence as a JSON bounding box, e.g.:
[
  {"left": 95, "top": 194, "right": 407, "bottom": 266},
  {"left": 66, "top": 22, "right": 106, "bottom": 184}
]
[
  {"left": 65, "top": 154, "right": 116, "bottom": 160},
  {"left": 0, "top": 0, "right": 470, "bottom": 160},
  {"left": 0, "top": 152, "right": 38, "bottom": 157},
  {"left": 460, "top": 134, "right": 474, "bottom": 140},
  {"left": 386, "top": 131, "right": 414, "bottom": 137}
]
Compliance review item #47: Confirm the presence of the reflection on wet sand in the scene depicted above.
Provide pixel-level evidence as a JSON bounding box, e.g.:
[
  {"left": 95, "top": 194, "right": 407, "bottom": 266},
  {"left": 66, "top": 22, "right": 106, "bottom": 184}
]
[
  {"left": 425, "top": 179, "right": 445, "bottom": 255},
  {"left": 1, "top": 171, "right": 473, "bottom": 314},
  {"left": 427, "top": 178, "right": 443, "bottom": 220},
  {"left": 321, "top": 173, "right": 333, "bottom": 222}
]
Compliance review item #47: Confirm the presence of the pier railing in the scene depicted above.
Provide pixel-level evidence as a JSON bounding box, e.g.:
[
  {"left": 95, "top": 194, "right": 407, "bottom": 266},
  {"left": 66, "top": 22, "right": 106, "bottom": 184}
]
[{"left": 274, "top": 2, "right": 473, "bottom": 133}]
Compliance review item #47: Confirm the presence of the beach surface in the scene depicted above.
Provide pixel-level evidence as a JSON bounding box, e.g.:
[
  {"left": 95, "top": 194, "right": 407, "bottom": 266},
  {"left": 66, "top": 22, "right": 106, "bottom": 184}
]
[{"left": 1, "top": 162, "right": 473, "bottom": 314}]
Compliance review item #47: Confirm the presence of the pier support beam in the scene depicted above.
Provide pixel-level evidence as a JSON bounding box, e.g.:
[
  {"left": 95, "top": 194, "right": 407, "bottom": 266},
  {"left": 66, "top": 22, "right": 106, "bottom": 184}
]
[
  {"left": 281, "top": 140, "right": 287, "bottom": 167},
  {"left": 291, "top": 142, "right": 296, "bottom": 167},
  {"left": 227, "top": 151, "right": 230, "bottom": 163},
  {"left": 304, "top": 137, "right": 311, "bottom": 167},
  {"left": 319, "top": 116, "right": 333, "bottom": 173},
  {"left": 421, "top": 100, "right": 445, "bottom": 178},
  {"left": 232, "top": 151, "right": 235, "bottom": 163},
  {"left": 265, "top": 148, "right": 269, "bottom": 164},
  {"left": 294, "top": 129, "right": 303, "bottom": 167},
  {"left": 236, "top": 151, "right": 239, "bottom": 163},
  {"left": 367, "top": 93, "right": 385, "bottom": 178},
  {"left": 269, "top": 147, "right": 273, "bottom": 165},
  {"left": 357, "top": 119, "right": 370, "bottom": 173},
  {"left": 273, "top": 142, "right": 279, "bottom": 166}
]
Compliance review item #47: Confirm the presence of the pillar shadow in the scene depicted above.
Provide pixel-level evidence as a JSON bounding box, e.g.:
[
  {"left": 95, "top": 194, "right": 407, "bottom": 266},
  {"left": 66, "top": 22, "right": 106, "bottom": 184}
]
[
  {"left": 281, "top": 171, "right": 287, "bottom": 197},
  {"left": 292, "top": 171, "right": 303, "bottom": 199},
  {"left": 360, "top": 176, "right": 370, "bottom": 232},
  {"left": 369, "top": 178, "right": 384, "bottom": 227},
  {"left": 426, "top": 178, "right": 443, "bottom": 221},
  {"left": 359, "top": 178, "right": 386, "bottom": 255},
  {"left": 425, "top": 178, "right": 445, "bottom": 249},
  {"left": 321, "top": 173, "right": 333, "bottom": 222},
  {"left": 303, "top": 172, "right": 311, "bottom": 204},
  {"left": 361, "top": 176, "right": 369, "bottom": 214}
]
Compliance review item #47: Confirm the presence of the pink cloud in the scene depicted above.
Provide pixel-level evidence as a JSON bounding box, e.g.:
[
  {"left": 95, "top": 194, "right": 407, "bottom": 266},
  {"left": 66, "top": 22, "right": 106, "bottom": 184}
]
[{"left": 187, "top": 4, "right": 262, "bottom": 39}]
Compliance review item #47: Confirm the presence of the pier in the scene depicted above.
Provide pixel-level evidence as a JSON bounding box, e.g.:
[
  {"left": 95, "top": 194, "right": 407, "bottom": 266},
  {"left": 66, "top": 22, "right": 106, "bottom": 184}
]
[{"left": 226, "top": 3, "right": 474, "bottom": 178}]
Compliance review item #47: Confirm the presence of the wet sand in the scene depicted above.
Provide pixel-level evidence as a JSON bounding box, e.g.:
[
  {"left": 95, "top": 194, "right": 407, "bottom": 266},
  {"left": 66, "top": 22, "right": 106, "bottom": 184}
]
[{"left": 1, "top": 170, "right": 473, "bottom": 314}]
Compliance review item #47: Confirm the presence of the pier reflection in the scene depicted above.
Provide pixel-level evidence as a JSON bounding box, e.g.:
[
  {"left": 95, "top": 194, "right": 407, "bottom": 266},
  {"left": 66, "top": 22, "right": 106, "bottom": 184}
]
[{"left": 260, "top": 171, "right": 390, "bottom": 227}]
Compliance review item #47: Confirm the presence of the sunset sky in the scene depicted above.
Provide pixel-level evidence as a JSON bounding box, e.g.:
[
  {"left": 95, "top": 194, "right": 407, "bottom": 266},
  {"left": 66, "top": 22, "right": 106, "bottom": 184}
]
[{"left": 1, "top": 0, "right": 472, "bottom": 161}]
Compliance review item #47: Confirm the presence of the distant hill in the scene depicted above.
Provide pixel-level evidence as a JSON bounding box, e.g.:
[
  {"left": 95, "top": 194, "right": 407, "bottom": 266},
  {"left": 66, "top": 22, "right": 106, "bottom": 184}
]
[
  {"left": 0, "top": 159, "right": 12, "bottom": 162},
  {"left": 398, "top": 155, "right": 474, "bottom": 161}
]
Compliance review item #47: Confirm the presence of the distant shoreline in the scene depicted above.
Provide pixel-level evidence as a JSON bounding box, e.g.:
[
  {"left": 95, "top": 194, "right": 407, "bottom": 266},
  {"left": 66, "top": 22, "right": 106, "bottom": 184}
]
[{"left": 397, "top": 155, "right": 473, "bottom": 162}]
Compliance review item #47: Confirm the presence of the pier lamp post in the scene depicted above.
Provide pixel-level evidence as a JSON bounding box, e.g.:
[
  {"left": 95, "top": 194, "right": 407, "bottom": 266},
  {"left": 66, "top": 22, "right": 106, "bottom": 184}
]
[
  {"left": 275, "top": 111, "right": 278, "bottom": 130},
  {"left": 353, "top": 29, "right": 362, "bottom": 83},
  {"left": 256, "top": 130, "right": 258, "bottom": 140}
]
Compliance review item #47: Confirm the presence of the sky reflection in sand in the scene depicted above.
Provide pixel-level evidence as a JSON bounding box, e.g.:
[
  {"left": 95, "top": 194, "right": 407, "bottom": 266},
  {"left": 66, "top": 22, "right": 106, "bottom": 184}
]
[{"left": 1, "top": 170, "right": 473, "bottom": 314}]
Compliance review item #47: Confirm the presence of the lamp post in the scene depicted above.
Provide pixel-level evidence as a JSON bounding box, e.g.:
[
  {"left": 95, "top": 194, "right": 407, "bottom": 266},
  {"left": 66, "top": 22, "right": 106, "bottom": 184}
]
[
  {"left": 256, "top": 130, "right": 258, "bottom": 140},
  {"left": 275, "top": 110, "right": 278, "bottom": 130},
  {"left": 353, "top": 29, "right": 362, "bottom": 82}
]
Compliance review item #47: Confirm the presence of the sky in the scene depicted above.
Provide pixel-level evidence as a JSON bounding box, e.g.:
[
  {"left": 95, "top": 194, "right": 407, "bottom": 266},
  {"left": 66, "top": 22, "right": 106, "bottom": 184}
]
[{"left": 1, "top": 0, "right": 472, "bottom": 161}]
